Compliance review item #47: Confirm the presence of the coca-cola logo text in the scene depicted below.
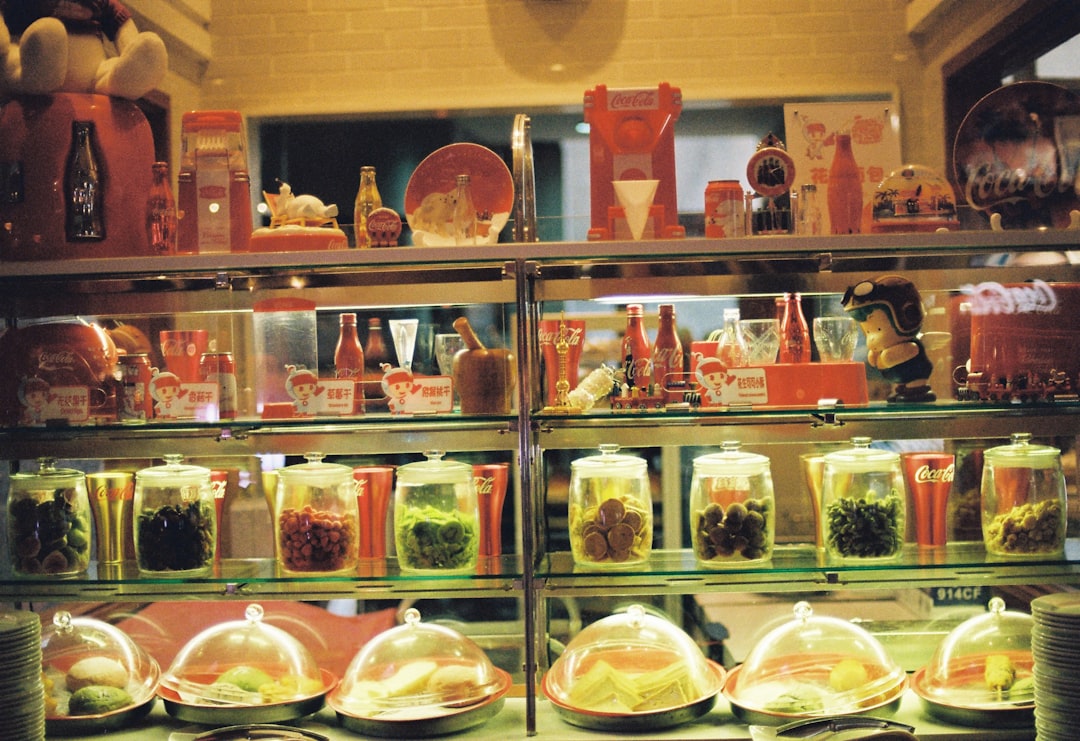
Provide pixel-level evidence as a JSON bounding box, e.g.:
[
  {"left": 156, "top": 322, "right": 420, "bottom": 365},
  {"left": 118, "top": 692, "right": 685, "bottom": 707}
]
[
  {"left": 538, "top": 325, "right": 584, "bottom": 346},
  {"left": 37, "top": 350, "right": 77, "bottom": 370},
  {"left": 161, "top": 338, "right": 196, "bottom": 357},
  {"left": 914, "top": 463, "right": 954, "bottom": 484},
  {"left": 963, "top": 160, "right": 1069, "bottom": 209},
  {"left": 609, "top": 90, "right": 657, "bottom": 109},
  {"left": 474, "top": 475, "right": 495, "bottom": 495},
  {"left": 960, "top": 279, "right": 1058, "bottom": 316}
]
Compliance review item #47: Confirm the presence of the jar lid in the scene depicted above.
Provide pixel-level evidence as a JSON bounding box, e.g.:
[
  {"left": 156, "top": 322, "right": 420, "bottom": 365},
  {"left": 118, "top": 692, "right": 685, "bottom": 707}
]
[
  {"left": 693, "top": 441, "right": 771, "bottom": 477},
  {"left": 984, "top": 433, "right": 1061, "bottom": 469},
  {"left": 277, "top": 452, "right": 352, "bottom": 486},
  {"left": 571, "top": 444, "right": 647, "bottom": 478},
  {"left": 395, "top": 450, "right": 472, "bottom": 484},
  {"left": 136, "top": 454, "right": 210, "bottom": 484},
  {"left": 10, "top": 457, "right": 85, "bottom": 487},
  {"left": 823, "top": 437, "right": 899, "bottom": 473}
]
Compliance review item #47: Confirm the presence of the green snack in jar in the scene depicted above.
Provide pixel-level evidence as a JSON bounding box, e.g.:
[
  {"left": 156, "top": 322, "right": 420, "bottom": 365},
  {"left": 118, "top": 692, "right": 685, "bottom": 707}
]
[
  {"left": 67, "top": 685, "right": 133, "bottom": 715},
  {"left": 396, "top": 505, "right": 477, "bottom": 570},
  {"left": 825, "top": 491, "right": 903, "bottom": 558}
]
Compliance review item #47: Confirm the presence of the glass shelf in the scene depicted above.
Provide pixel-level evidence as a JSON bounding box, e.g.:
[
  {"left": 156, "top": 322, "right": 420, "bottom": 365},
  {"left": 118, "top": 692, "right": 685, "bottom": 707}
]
[{"left": 536, "top": 540, "right": 1080, "bottom": 596}]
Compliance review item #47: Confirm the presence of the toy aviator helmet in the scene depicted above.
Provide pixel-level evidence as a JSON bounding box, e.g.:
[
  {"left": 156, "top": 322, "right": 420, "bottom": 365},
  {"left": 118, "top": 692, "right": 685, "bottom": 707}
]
[
  {"left": 842, "top": 274, "right": 935, "bottom": 403},
  {"left": 841, "top": 275, "right": 925, "bottom": 337}
]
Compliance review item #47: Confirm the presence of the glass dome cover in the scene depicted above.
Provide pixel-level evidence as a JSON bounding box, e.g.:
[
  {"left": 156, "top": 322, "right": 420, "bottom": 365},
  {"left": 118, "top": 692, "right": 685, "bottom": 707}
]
[
  {"left": 543, "top": 604, "right": 724, "bottom": 715},
  {"left": 41, "top": 610, "right": 160, "bottom": 718},
  {"left": 725, "top": 601, "right": 907, "bottom": 718},
  {"left": 161, "top": 604, "right": 326, "bottom": 705},
  {"left": 919, "top": 597, "right": 1034, "bottom": 708},
  {"left": 332, "top": 607, "right": 506, "bottom": 717}
]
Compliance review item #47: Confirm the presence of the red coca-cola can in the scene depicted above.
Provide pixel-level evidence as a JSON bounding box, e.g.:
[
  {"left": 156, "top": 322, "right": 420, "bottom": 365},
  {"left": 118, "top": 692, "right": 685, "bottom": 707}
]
[
  {"left": 704, "top": 180, "right": 745, "bottom": 238},
  {"left": 118, "top": 353, "right": 153, "bottom": 421},
  {"left": 200, "top": 351, "right": 237, "bottom": 419}
]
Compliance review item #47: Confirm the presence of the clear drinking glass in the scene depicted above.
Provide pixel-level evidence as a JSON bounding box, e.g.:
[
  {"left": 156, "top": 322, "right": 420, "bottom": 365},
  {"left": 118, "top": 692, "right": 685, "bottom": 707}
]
[
  {"left": 813, "top": 316, "right": 858, "bottom": 362},
  {"left": 738, "top": 318, "right": 780, "bottom": 365}
]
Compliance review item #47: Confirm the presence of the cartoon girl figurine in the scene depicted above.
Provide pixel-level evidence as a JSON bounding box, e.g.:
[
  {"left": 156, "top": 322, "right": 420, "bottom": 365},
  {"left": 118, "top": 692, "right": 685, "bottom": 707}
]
[
  {"left": 18, "top": 375, "right": 51, "bottom": 425},
  {"left": 149, "top": 369, "right": 183, "bottom": 417},
  {"left": 284, "top": 365, "right": 321, "bottom": 415},
  {"left": 695, "top": 357, "right": 730, "bottom": 407},
  {"left": 380, "top": 364, "right": 420, "bottom": 414},
  {"left": 842, "top": 274, "right": 935, "bottom": 402}
]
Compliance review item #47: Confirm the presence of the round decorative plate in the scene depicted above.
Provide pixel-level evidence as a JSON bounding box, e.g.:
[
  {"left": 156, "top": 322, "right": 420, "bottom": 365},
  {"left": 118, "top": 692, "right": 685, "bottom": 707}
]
[
  {"left": 404, "top": 143, "right": 514, "bottom": 245},
  {"left": 953, "top": 81, "right": 1080, "bottom": 229}
]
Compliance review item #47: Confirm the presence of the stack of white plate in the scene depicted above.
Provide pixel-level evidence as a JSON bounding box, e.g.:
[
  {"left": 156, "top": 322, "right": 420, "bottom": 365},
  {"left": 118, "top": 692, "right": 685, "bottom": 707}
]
[
  {"left": 0, "top": 610, "right": 44, "bottom": 741},
  {"left": 1031, "top": 592, "right": 1080, "bottom": 741}
]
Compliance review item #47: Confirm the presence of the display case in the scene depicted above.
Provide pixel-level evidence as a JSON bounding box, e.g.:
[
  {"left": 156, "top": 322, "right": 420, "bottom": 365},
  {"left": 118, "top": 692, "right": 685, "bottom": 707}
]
[{"left": 1, "top": 228, "right": 1078, "bottom": 739}]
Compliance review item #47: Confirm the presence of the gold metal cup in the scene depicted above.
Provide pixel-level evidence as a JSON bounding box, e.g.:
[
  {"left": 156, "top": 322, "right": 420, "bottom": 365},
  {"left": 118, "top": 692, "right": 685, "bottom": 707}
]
[{"left": 86, "top": 471, "right": 134, "bottom": 564}]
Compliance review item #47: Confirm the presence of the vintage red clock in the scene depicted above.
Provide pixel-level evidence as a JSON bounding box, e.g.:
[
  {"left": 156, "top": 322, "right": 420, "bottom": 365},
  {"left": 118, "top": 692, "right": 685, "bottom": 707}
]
[{"left": 746, "top": 133, "right": 796, "bottom": 198}]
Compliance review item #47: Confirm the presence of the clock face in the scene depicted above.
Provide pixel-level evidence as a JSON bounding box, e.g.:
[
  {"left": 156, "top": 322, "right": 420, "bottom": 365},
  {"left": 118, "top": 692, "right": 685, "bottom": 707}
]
[{"left": 747, "top": 147, "right": 796, "bottom": 198}]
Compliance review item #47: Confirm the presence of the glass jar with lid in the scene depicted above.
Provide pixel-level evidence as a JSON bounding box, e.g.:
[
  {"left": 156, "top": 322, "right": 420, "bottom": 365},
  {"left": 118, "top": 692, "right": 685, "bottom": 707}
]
[
  {"left": 821, "top": 437, "right": 905, "bottom": 562},
  {"left": 393, "top": 450, "right": 479, "bottom": 573},
  {"left": 568, "top": 444, "right": 652, "bottom": 568},
  {"left": 275, "top": 452, "right": 358, "bottom": 574},
  {"left": 7, "top": 458, "right": 91, "bottom": 577},
  {"left": 690, "top": 441, "right": 775, "bottom": 566},
  {"left": 981, "top": 433, "right": 1066, "bottom": 558},
  {"left": 134, "top": 454, "right": 214, "bottom": 575}
]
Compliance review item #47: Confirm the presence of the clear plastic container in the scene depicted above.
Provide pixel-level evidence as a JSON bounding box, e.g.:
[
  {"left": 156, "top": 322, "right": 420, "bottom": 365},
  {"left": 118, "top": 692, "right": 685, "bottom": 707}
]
[
  {"left": 918, "top": 597, "right": 1033, "bottom": 709},
  {"left": 690, "top": 442, "right": 775, "bottom": 566},
  {"left": 393, "top": 450, "right": 479, "bottom": 573},
  {"left": 724, "top": 600, "right": 907, "bottom": 721},
  {"left": 251, "top": 297, "right": 318, "bottom": 416},
  {"left": 821, "top": 437, "right": 905, "bottom": 562},
  {"left": 981, "top": 433, "right": 1066, "bottom": 558},
  {"left": 331, "top": 607, "right": 506, "bottom": 718},
  {"left": 275, "top": 453, "right": 358, "bottom": 574},
  {"left": 133, "top": 455, "right": 215, "bottom": 575},
  {"left": 568, "top": 444, "right": 652, "bottom": 568},
  {"left": 161, "top": 603, "right": 326, "bottom": 707},
  {"left": 7, "top": 458, "right": 91, "bottom": 577},
  {"left": 42, "top": 610, "right": 159, "bottom": 724},
  {"left": 543, "top": 604, "right": 723, "bottom": 716}
]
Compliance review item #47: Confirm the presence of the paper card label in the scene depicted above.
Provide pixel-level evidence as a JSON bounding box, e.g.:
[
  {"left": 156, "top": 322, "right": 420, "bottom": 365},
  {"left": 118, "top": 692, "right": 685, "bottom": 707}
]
[
  {"left": 317, "top": 379, "right": 358, "bottom": 416},
  {"left": 155, "top": 382, "right": 218, "bottom": 420},
  {"left": 19, "top": 384, "right": 90, "bottom": 425},
  {"left": 699, "top": 367, "right": 769, "bottom": 407},
  {"left": 387, "top": 376, "right": 454, "bottom": 414}
]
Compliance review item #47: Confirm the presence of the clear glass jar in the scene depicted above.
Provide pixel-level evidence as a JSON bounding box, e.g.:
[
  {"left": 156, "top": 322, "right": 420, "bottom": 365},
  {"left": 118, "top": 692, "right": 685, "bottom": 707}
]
[
  {"left": 821, "top": 437, "right": 905, "bottom": 562},
  {"left": 134, "top": 455, "right": 214, "bottom": 575},
  {"left": 568, "top": 444, "right": 652, "bottom": 568},
  {"left": 7, "top": 458, "right": 91, "bottom": 577},
  {"left": 393, "top": 450, "right": 479, "bottom": 574},
  {"left": 275, "top": 453, "right": 358, "bottom": 574},
  {"left": 690, "top": 442, "right": 774, "bottom": 566},
  {"left": 981, "top": 433, "right": 1066, "bottom": 558}
]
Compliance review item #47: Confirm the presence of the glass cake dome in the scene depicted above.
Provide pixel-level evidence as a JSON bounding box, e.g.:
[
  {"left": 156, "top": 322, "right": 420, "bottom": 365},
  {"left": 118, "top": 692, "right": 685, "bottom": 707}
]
[
  {"left": 917, "top": 597, "right": 1034, "bottom": 711},
  {"left": 160, "top": 603, "right": 327, "bottom": 708},
  {"left": 41, "top": 610, "right": 160, "bottom": 728},
  {"left": 724, "top": 601, "right": 907, "bottom": 723},
  {"left": 543, "top": 603, "right": 724, "bottom": 726}
]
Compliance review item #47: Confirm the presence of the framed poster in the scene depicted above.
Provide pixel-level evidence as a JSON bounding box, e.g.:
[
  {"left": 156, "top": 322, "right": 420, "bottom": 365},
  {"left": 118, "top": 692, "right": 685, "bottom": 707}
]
[{"left": 784, "top": 101, "right": 902, "bottom": 234}]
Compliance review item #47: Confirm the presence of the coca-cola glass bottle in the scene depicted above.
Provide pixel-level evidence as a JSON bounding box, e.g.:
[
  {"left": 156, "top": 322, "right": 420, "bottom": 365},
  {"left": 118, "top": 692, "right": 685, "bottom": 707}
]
[
  {"left": 334, "top": 313, "right": 365, "bottom": 414},
  {"left": 147, "top": 161, "right": 177, "bottom": 255},
  {"left": 828, "top": 133, "right": 863, "bottom": 234},
  {"left": 353, "top": 165, "right": 382, "bottom": 248},
  {"left": 779, "top": 292, "right": 810, "bottom": 363},
  {"left": 621, "top": 304, "right": 652, "bottom": 392},
  {"left": 452, "top": 174, "right": 477, "bottom": 245},
  {"left": 716, "top": 307, "right": 748, "bottom": 367},
  {"left": 65, "top": 120, "right": 104, "bottom": 241},
  {"left": 652, "top": 304, "right": 684, "bottom": 390}
]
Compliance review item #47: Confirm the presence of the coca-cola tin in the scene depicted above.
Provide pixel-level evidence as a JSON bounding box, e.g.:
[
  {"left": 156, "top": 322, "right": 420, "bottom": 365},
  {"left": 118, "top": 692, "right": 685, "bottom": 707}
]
[
  {"left": 704, "top": 180, "right": 745, "bottom": 238},
  {"left": 119, "top": 353, "right": 154, "bottom": 422},
  {"left": 200, "top": 352, "right": 237, "bottom": 419}
]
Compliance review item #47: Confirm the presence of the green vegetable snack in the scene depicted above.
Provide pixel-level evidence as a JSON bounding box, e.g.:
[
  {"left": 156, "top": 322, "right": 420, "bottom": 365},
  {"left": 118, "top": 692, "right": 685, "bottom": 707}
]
[
  {"left": 825, "top": 491, "right": 903, "bottom": 558},
  {"left": 396, "top": 505, "right": 478, "bottom": 571}
]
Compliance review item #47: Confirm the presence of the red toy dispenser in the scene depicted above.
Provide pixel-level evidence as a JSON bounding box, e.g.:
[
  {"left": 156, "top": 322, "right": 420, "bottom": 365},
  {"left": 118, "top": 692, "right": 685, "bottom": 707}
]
[{"left": 584, "top": 83, "right": 685, "bottom": 241}]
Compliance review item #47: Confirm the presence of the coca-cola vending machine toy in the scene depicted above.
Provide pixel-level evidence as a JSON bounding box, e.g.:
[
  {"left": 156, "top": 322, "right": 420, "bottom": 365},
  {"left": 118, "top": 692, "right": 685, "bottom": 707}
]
[{"left": 584, "top": 83, "right": 685, "bottom": 241}]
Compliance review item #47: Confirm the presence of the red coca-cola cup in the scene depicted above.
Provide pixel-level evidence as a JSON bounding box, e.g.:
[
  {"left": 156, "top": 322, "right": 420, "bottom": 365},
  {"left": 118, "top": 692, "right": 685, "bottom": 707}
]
[
  {"left": 159, "top": 329, "right": 209, "bottom": 383},
  {"left": 353, "top": 465, "right": 394, "bottom": 559},
  {"left": 473, "top": 463, "right": 509, "bottom": 558},
  {"left": 903, "top": 452, "right": 955, "bottom": 547},
  {"left": 538, "top": 319, "right": 585, "bottom": 406}
]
